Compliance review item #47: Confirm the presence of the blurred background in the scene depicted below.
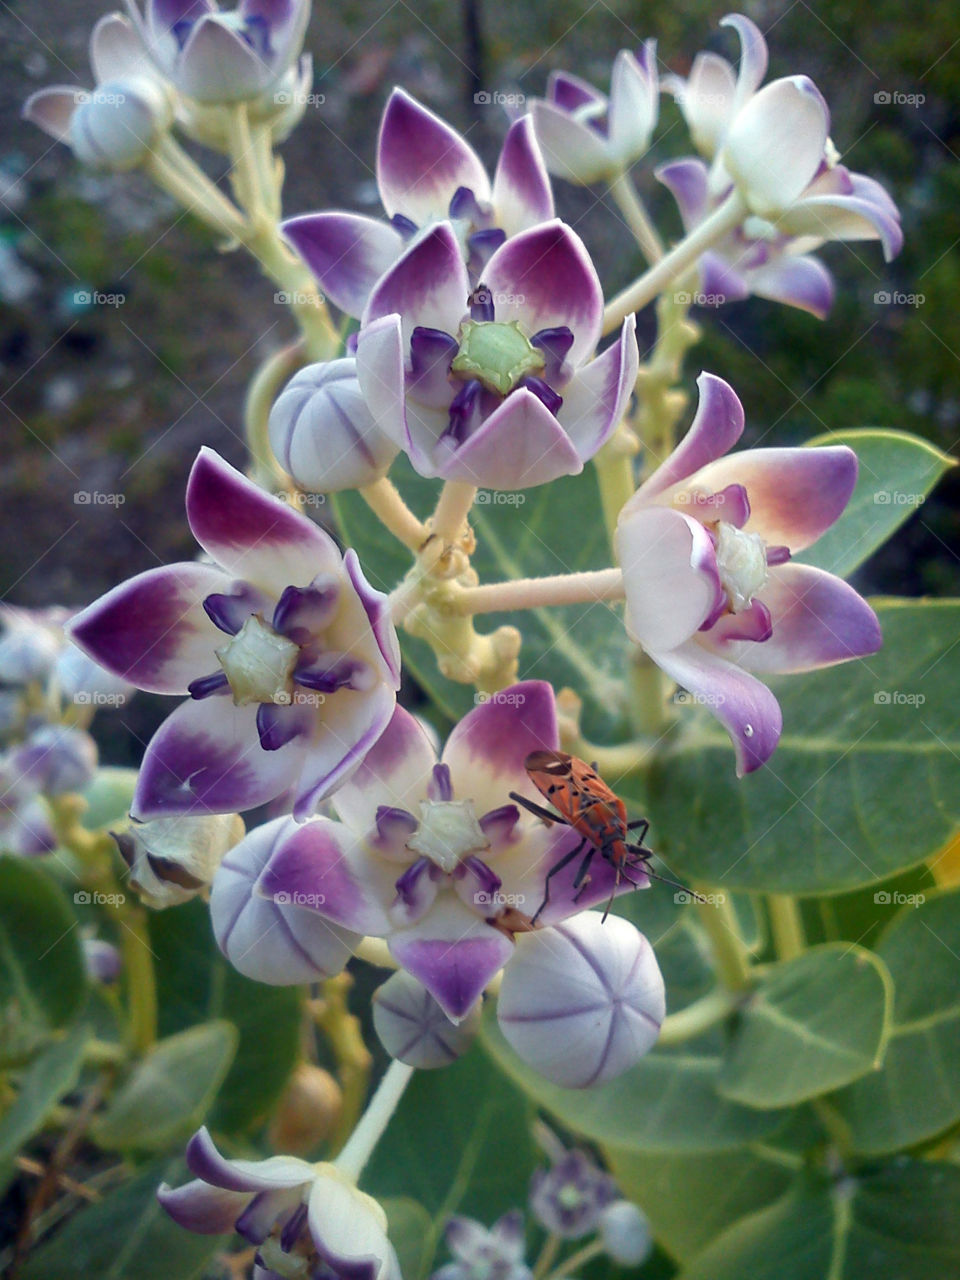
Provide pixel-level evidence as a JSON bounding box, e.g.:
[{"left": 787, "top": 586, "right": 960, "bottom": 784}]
[{"left": 0, "top": 0, "right": 957, "bottom": 693}]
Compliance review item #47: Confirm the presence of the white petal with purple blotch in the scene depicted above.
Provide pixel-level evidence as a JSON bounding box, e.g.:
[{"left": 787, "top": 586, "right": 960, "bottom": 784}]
[
  {"left": 291, "top": 680, "right": 397, "bottom": 820},
  {"left": 440, "top": 388, "right": 582, "bottom": 489},
  {"left": 529, "top": 100, "right": 613, "bottom": 186},
  {"left": 283, "top": 212, "right": 404, "bottom": 319},
  {"left": 363, "top": 222, "right": 470, "bottom": 347},
  {"left": 331, "top": 704, "right": 437, "bottom": 834},
  {"left": 491, "top": 115, "right": 555, "bottom": 238},
  {"left": 634, "top": 372, "right": 745, "bottom": 501},
  {"left": 722, "top": 76, "right": 830, "bottom": 214},
  {"left": 556, "top": 315, "right": 638, "bottom": 463}
]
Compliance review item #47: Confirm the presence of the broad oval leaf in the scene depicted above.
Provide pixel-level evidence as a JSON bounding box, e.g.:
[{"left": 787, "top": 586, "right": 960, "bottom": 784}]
[
  {"left": 642, "top": 600, "right": 960, "bottom": 893},
  {"left": 718, "top": 943, "right": 893, "bottom": 1107},
  {"left": 798, "top": 428, "right": 954, "bottom": 579},
  {"left": 831, "top": 886, "right": 960, "bottom": 1154},
  {"left": 94, "top": 1021, "right": 237, "bottom": 1152}
]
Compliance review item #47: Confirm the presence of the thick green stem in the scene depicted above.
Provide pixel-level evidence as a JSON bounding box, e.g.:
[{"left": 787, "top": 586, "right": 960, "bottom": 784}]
[
  {"left": 696, "top": 891, "right": 752, "bottom": 991},
  {"left": 603, "top": 190, "right": 747, "bottom": 333},
  {"left": 657, "top": 987, "right": 740, "bottom": 1047},
  {"left": 768, "top": 894, "right": 806, "bottom": 961},
  {"left": 608, "top": 170, "right": 664, "bottom": 263},
  {"left": 592, "top": 429, "right": 638, "bottom": 551},
  {"left": 545, "top": 1239, "right": 605, "bottom": 1280},
  {"left": 119, "top": 904, "right": 158, "bottom": 1054}
]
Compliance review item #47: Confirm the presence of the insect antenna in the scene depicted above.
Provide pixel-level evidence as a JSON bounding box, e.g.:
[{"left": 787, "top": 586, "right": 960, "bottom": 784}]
[{"left": 627, "top": 848, "right": 708, "bottom": 904}]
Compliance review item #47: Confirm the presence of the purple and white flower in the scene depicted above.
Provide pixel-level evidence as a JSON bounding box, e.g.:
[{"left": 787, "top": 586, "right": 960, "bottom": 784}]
[
  {"left": 665, "top": 15, "right": 901, "bottom": 262},
  {"left": 124, "top": 0, "right": 311, "bottom": 104},
  {"left": 528, "top": 1125, "right": 617, "bottom": 1238},
  {"left": 616, "top": 372, "right": 882, "bottom": 774},
  {"left": 158, "top": 1126, "right": 400, "bottom": 1280},
  {"left": 529, "top": 43, "right": 659, "bottom": 186},
  {"left": 0, "top": 753, "right": 56, "bottom": 857},
  {"left": 284, "top": 88, "right": 554, "bottom": 318},
  {"left": 355, "top": 221, "right": 638, "bottom": 489},
  {"left": 23, "top": 12, "right": 173, "bottom": 171},
  {"left": 433, "top": 1211, "right": 531, "bottom": 1280},
  {"left": 68, "top": 448, "right": 400, "bottom": 822}
]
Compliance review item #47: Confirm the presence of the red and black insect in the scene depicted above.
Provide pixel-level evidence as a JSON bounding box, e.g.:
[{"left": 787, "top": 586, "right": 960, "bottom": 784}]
[{"left": 509, "top": 749, "right": 695, "bottom": 924}]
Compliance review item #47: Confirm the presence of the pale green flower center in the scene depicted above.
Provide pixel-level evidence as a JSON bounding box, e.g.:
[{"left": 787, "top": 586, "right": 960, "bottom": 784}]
[
  {"left": 406, "top": 799, "right": 490, "bottom": 873},
  {"left": 452, "top": 319, "right": 545, "bottom": 396},
  {"left": 216, "top": 614, "right": 299, "bottom": 706},
  {"left": 714, "top": 521, "right": 768, "bottom": 613}
]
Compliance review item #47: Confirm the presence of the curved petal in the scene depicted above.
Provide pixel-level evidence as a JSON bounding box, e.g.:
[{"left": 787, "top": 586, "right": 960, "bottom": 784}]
[
  {"left": 283, "top": 212, "right": 404, "bottom": 318},
  {"left": 309, "top": 1177, "right": 393, "bottom": 1280},
  {"left": 484, "top": 221, "right": 603, "bottom": 364},
  {"left": 389, "top": 895, "right": 514, "bottom": 1021},
  {"left": 607, "top": 44, "right": 658, "bottom": 165},
  {"left": 210, "top": 816, "right": 358, "bottom": 984},
  {"left": 377, "top": 88, "right": 490, "bottom": 226},
  {"left": 179, "top": 16, "right": 269, "bottom": 101},
  {"left": 355, "top": 313, "right": 414, "bottom": 449},
  {"left": 747, "top": 252, "right": 834, "bottom": 318},
  {"left": 331, "top": 704, "right": 436, "bottom": 834},
  {"left": 343, "top": 549, "right": 401, "bottom": 687},
  {"left": 557, "top": 315, "right": 638, "bottom": 462},
  {"left": 22, "top": 87, "right": 78, "bottom": 141},
  {"left": 706, "top": 562, "right": 881, "bottom": 673},
  {"left": 617, "top": 506, "right": 722, "bottom": 652},
  {"left": 699, "top": 250, "right": 751, "bottom": 303},
  {"left": 441, "top": 679, "right": 559, "bottom": 816},
  {"left": 655, "top": 639, "right": 782, "bottom": 774},
  {"left": 186, "top": 447, "right": 341, "bottom": 592},
  {"left": 90, "top": 12, "right": 156, "bottom": 80},
  {"left": 778, "top": 191, "right": 903, "bottom": 262},
  {"left": 439, "top": 387, "right": 582, "bottom": 489},
  {"left": 721, "top": 13, "right": 768, "bottom": 112},
  {"left": 634, "top": 371, "right": 744, "bottom": 501},
  {"left": 674, "top": 52, "right": 737, "bottom": 156},
  {"left": 529, "top": 100, "right": 613, "bottom": 186},
  {"left": 158, "top": 1180, "right": 251, "bottom": 1234},
  {"left": 656, "top": 158, "right": 710, "bottom": 232},
  {"left": 257, "top": 816, "right": 394, "bottom": 934},
  {"left": 363, "top": 222, "right": 469, "bottom": 344},
  {"left": 492, "top": 115, "right": 555, "bottom": 237},
  {"left": 723, "top": 76, "right": 830, "bottom": 213},
  {"left": 184, "top": 1126, "right": 312, "bottom": 1191},
  {"left": 292, "top": 680, "right": 396, "bottom": 819},
  {"left": 68, "top": 562, "right": 229, "bottom": 695},
  {"left": 692, "top": 443, "right": 857, "bottom": 551},
  {"left": 132, "top": 696, "right": 306, "bottom": 819},
  {"left": 547, "top": 68, "right": 606, "bottom": 112}
]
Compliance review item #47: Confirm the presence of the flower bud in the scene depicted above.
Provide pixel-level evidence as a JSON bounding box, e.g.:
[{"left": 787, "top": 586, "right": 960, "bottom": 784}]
[
  {"left": 599, "top": 1200, "right": 652, "bottom": 1266},
  {"left": 14, "top": 725, "right": 98, "bottom": 797},
  {"left": 0, "top": 608, "right": 63, "bottom": 684},
  {"left": 497, "top": 912, "right": 665, "bottom": 1088},
  {"left": 268, "top": 1062, "right": 343, "bottom": 1154},
  {"left": 269, "top": 358, "right": 399, "bottom": 492},
  {"left": 373, "top": 970, "right": 481, "bottom": 1069},
  {"left": 68, "top": 77, "right": 173, "bottom": 171},
  {"left": 84, "top": 937, "right": 123, "bottom": 983},
  {"left": 114, "top": 811, "right": 245, "bottom": 909},
  {"left": 178, "top": 55, "right": 313, "bottom": 151}
]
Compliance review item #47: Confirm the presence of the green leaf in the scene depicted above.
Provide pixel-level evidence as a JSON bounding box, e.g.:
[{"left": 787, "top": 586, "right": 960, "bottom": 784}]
[
  {"left": 677, "top": 1162, "right": 960, "bottom": 1280},
  {"left": 93, "top": 1021, "right": 237, "bottom": 1152},
  {"left": 20, "top": 1157, "right": 227, "bottom": 1280},
  {"left": 642, "top": 599, "right": 960, "bottom": 893},
  {"left": 332, "top": 458, "right": 632, "bottom": 737},
  {"left": 383, "top": 1197, "right": 435, "bottom": 1280},
  {"left": 149, "top": 899, "right": 302, "bottom": 1132},
  {"left": 0, "top": 856, "right": 88, "bottom": 1065},
  {"left": 481, "top": 1013, "right": 785, "bottom": 1153},
  {"left": 364, "top": 1046, "right": 538, "bottom": 1278},
  {"left": 0, "top": 1022, "right": 89, "bottom": 1195},
  {"left": 798, "top": 429, "right": 954, "bottom": 579},
  {"left": 718, "top": 944, "right": 892, "bottom": 1107},
  {"left": 831, "top": 886, "right": 960, "bottom": 1153},
  {"left": 606, "top": 1145, "right": 794, "bottom": 1264},
  {"left": 80, "top": 767, "right": 139, "bottom": 831}
]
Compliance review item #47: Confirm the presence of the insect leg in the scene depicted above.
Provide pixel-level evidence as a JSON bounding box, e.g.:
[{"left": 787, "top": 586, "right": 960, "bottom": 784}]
[
  {"left": 508, "top": 791, "right": 567, "bottom": 827},
  {"left": 626, "top": 818, "right": 650, "bottom": 842},
  {"left": 532, "top": 838, "right": 588, "bottom": 925}
]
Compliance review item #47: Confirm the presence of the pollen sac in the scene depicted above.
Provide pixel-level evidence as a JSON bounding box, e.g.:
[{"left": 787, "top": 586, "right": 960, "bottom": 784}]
[{"left": 373, "top": 969, "right": 481, "bottom": 1069}]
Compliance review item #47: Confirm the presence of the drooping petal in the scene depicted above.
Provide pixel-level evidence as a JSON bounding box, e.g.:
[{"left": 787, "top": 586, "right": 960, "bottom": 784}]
[
  {"left": 607, "top": 44, "right": 658, "bottom": 166},
  {"left": 747, "top": 252, "right": 834, "bottom": 318},
  {"left": 90, "top": 12, "right": 156, "bottom": 80},
  {"left": 184, "top": 1126, "right": 313, "bottom": 1192},
  {"left": 342, "top": 550, "right": 402, "bottom": 686},
  {"left": 22, "top": 87, "right": 79, "bottom": 142},
  {"left": 634, "top": 372, "right": 744, "bottom": 501},
  {"left": 692, "top": 443, "right": 857, "bottom": 552},
  {"left": 492, "top": 115, "right": 555, "bottom": 237},
  {"left": 778, "top": 190, "right": 903, "bottom": 262},
  {"left": 672, "top": 52, "right": 737, "bottom": 157},
  {"left": 257, "top": 814, "right": 394, "bottom": 936},
  {"left": 157, "top": 1180, "right": 251, "bottom": 1234},
  {"left": 483, "top": 221, "right": 603, "bottom": 365},
  {"left": 721, "top": 12, "right": 768, "bottom": 113},
  {"left": 438, "top": 387, "right": 582, "bottom": 489},
  {"left": 556, "top": 315, "right": 638, "bottom": 463},
  {"left": 722, "top": 76, "right": 830, "bottom": 213},
  {"left": 308, "top": 1177, "right": 396, "bottom": 1280},
  {"left": 186, "top": 447, "right": 341, "bottom": 592},
  {"left": 363, "top": 222, "right": 469, "bottom": 345},
  {"left": 179, "top": 16, "right": 270, "bottom": 101},
  {"left": 210, "top": 816, "right": 358, "bottom": 984},
  {"left": 68, "top": 563, "right": 229, "bottom": 695},
  {"left": 389, "top": 895, "right": 514, "bottom": 1021},
  {"left": 655, "top": 638, "right": 783, "bottom": 774},
  {"left": 529, "top": 100, "right": 613, "bottom": 186},
  {"left": 441, "top": 680, "right": 558, "bottom": 816},
  {"left": 331, "top": 704, "right": 436, "bottom": 834},
  {"left": 377, "top": 88, "right": 491, "bottom": 226},
  {"left": 283, "top": 212, "right": 405, "bottom": 318},
  {"left": 706, "top": 562, "right": 881, "bottom": 673},
  {"left": 132, "top": 696, "right": 306, "bottom": 819},
  {"left": 617, "top": 506, "right": 722, "bottom": 653},
  {"left": 656, "top": 158, "right": 710, "bottom": 232},
  {"left": 292, "top": 681, "right": 397, "bottom": 819}
]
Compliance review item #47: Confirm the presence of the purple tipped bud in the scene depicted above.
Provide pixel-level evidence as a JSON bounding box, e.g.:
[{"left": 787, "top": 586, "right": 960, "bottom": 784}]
[
  {"left": 84, "top": 937, "right": 123, "bottom": 983},
  {"left": 373, "top": 970, "right": 480, "bottom": 1069},
  {"left": 14, "top": 725, "right": 98, "bottom": 797},
  {"left": 497, "top": 913, "right": 665, "bottom": 1088},
  {"left": 269, "top": 357, "right": 399, "bottom": 492},
  {"left": 599, "top": 1200, "right": 652, "bottom": 1266}
]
